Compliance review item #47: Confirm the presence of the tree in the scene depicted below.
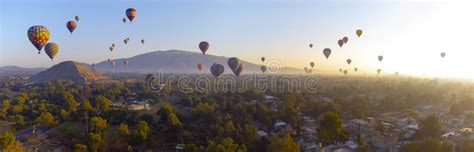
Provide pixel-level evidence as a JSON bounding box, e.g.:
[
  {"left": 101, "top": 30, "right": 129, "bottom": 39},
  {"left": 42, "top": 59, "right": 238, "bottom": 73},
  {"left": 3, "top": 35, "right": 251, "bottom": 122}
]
[
  {"left": 64, "top": 92, "right": 77, "bottom": 112},
  {"left": 36, "top": 112, "right": 56, "bottom": 127},
  {"left": 82, "top": 100, "right": 93, "bottom": 112},
  {"left": 95, "top": 96, "right": 110, "bottom": 111},
  {"left": 74, "top": 144, "right": 87, "bottom": 152},
  {"left": 118, "top": 123, "right": 130, "bottom": 137},
  {"left": 90, "top": 117, "right": 107, "bottom": 133},
  {"left": 317, "top": 112, "right": 348, "bottom": 146},
  {"left": 3, "top": 141, "right": 24, "bottom": 152},
  {"left": 88, "top": 133, "right": 103, "bottom": 152},
  {"left": 0, "top": 130, "right": 16, "bottom": 149},
  {"left": 417, "top": 114, "right": 442, "bottom": 139},
  {"left": 135, "top": 121, "right": 149, "bottom": 142},
  {"left": 60, "top": 109, "right": 70, "bottom": 121},
  {"left": 267, "top": 134, "right": 300, "bottom": 152},
  {"left": 399, "top": 138, "right": 451, "bottom": 152}
]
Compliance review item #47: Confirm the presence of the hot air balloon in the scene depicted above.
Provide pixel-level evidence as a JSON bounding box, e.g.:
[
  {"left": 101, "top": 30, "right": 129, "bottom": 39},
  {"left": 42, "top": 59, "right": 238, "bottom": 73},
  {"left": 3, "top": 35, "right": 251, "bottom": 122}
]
[
  {"left": 107, "top": 58, "right": 111, "bottom": 62},
  {"left": 343, "top": 37, "right": 349, "bottom": 44},
  {"left": 141, "top": 39, "right": 145, "bottom": 44},
  {"left": 261, "top": 66, "right": 267, "bottom": 73},
  {"left": 378, "top": 55, "right": 383, "bottom": 62},
  {"left": 126, "top": 8, "right": 137, "bottom": 22},
  {"left": 123, "top": 17, "right": 127, "bottom": 23},
  {"left": 310, "top": 62, "right": 315, "bottom": 68},
  {"left": 44, "top": 42, "right": 58, "bottom": 60},
  {"left": 356, "top": 29, "right": 363, "bottom": 37},
  {"left": 339, "top": 68, "right": 342, "bottom": 72},
  {"left": 343, "top": 70, "right": 348, "bottom": 75},
  {"left": 75, "top": 16, "right": 80, "bottom": 22},
  {"left": 227, "top": 57, "right": 240, "bottom": 72},
  {"left": 124, "top": 39, "right": 128, "bottom": 45},
  {"left": 233, "top": 63, "right": 244, "bottom": 76},
  {"left": 112, "top": 43, "right": 115, "bottom": 48},
  {"left": 377, "top": 69, "right": 381, "bottom": 74},
  {"left": 27, "top": 25, "right": 50, "bottom": 54},
  {"left": 92, "top": 63, "right": 95, "bottom": 68},
  {"left": 197, "top": 64, "right": 204, "bottom": 71},
  {"left": 127, "top": 37, "right": 130, "bottom": 41},
  {"left": 309, "top": 44, "right": 313, "bottom": 48},
  {"left": 354, "top": 67, "right": 358, "bottom": 72},
  {"left": 111, "top": 61, "right": 116, "bottom": 67},
  {"left": 210, "top": 63, "right": 224, "bottom": 77},
  {"left": 261, "top": 57, "right": 265, "bottom": 62},
  {"left": 346, "top": 59, "right": 352, "bottom": 65},
  {"left": 66, "top": 21, "right": 76, "bottom": 34},
  {"left": 338, "top": 39, "right": 344, "bottom": 48},
  {"left": 109, "top": 47, "right": 113, "bottom": 52},
  {"left": 323, "top": 48, "right": 332, "bottom": 59},
  {"left": 441, "top": 52, "right": 446, "bottom": 58},
  {"left": 199, "top": 41, "right": 209, "bottom": 54}
]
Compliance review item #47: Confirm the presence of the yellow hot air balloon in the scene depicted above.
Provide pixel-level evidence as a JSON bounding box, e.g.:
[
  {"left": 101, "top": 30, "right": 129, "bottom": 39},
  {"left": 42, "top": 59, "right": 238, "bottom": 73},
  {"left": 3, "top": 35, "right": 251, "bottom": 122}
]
[{"left": 44, "top": 42, "right": 59, "bottom": 60}]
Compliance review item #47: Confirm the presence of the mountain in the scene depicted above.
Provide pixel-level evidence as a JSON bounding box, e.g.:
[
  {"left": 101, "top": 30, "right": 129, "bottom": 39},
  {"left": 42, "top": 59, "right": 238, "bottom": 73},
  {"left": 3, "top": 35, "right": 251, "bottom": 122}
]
[
  {"left": 0, "top": 66, "right": 46, "bottom": 75},
  {"left": 29, "top": 61, "right": 107, "bottom": 84},
  {"left": 94, "top": 50, "right": 301, "bottom": 74}
]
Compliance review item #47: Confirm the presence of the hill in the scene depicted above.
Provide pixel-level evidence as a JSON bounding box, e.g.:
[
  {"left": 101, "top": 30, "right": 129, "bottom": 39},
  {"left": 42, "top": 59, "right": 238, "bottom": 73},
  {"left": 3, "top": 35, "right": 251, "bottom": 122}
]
[
  {"left": 94, "top": 50, "right": 301, "bottom": 74},
  {"left": 29, "top": 61, "right": 107, "bottom": 84},
  {"left": 0, "top": 66, "right": 46, "bottom": 76}
]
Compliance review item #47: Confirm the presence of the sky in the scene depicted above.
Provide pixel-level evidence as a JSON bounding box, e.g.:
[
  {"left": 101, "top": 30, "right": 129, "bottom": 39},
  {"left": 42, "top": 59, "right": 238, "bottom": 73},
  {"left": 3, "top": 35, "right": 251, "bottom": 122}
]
[{"left": 1, "top": 0, "right": 474, "bottom": 78}]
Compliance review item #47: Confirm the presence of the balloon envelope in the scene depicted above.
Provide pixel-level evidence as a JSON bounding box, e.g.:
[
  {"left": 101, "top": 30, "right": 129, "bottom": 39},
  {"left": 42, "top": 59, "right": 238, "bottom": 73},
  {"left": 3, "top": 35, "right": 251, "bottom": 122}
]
[
  {"left": 199, "top": 41, "right": 209, "bottom": 54},
  {"left": 309, "top": 44, "right": 313, "bottom": 48},
  {"left": 260, "top": 66, "right": 267, "bottom": 73},
  {"left": 441, "top": 52, "right": 446, "bottom": 58},
  {"left": 197, "top": 64, "right": 204, "bottom": 71},
  {"left": 210, "top": 63, "right": 225, "bottom": 77},
  {"left": 377, "top": 69, "right": 382, "bottom": 74},
  {"left": 323, "top": 48, "right": 332, "bottom": 59},
  {"left": 126, "top": 8, "right": 137, "bottom": 22},
  {"left": 310, "top": 62, "right": 315, "bottom": 68},
  {"left": 356, "top": 29, "right": 363, "bottom": 37},
  {"left": 66, "top": 21, "right": 76, "bottom": 33},
  {"left": 343, "top": 37, "right": 349, "bottom": 44},
  {"left": 123, "top": 18, "right": 127, "bottom": 23},
  {"left": 338, "top": 39, "right": 344, "bottom": 47},
  {"left": 261, "top": 57, "right": 265, "bottom": 62},
  {"left": 233, "top": 63, "right": 244, "bottom": 76},
  {"left": 27, "top": 25, "right": 50, "bottom": 53},
  {"left": 44, "top": 42, "right": 59, "bottom": 60},
  {"left": 75, "top": 16, "right": 80, "bottom": 22},
  {"left": 346, "top": 59, "right": 352, "bottom": 65},
  {"left": 227, "top": 57, "right": 241, "bottom": 72},
  {"left": 378, "top": 55, "right": 383, "bottom": 62},
  {"left": 343, "top": 70, "right": 348, "bottom": 75}
]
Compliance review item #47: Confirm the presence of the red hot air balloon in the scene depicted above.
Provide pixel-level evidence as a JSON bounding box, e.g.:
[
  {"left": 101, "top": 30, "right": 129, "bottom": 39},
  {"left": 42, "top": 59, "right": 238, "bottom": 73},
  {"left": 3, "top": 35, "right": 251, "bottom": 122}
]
[
  {"left": 66, "top": 21, "right": 76, "bottom": 34},
  {"left": 338, "top": 39, "right": 344, "bottom": 48},
  {"left": 27, "top": 25, "right": 50, "bottom": 54},
  {"left": 199, "top": 41, "right": 209, "bottom": 54},
  {"left": 126, "top": 8, "right": 137, "bottom": 23}
]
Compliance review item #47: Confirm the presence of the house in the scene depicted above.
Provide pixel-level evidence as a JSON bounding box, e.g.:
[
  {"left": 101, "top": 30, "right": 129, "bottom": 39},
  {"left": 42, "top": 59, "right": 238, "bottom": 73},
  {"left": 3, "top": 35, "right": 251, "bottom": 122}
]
[
  {"left": 370, "top": 133, "right": 398, "bottom": 152},
  {"left": 257, "top": 130, "right": 268, "bottom": 139}
]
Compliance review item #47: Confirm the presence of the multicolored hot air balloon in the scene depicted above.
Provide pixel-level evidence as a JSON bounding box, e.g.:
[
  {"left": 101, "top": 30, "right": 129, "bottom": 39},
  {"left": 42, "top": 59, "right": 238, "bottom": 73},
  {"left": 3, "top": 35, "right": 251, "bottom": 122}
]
[
  {"left": 346, "top": 59, "right": 352, "bottom": 65},
  {"left": 356, "top": 29, "right": 363, "bottom": 37},
  {"left": 261, "top": 57, "right": 265, "bottom": 62},
  {"left": 66, "top": 21, "right": 77, "bottom": 34},
  {"left": 261, "top": 66, "right": 267, "bottom": 73},
  {"left": 441, "top": 52, "right": 446, "bottom": 58},
  {"left": 378, "top": 55, "right": 383, "bottom": 62},
  {"left": 27, "top": 25, "right": 50, "bottom": 54},
  {"left": 126, "top": 8, "right": 137, "bottom": 22},
  {"left": 309, "top": 44, "right": 313, "bottom": 48},
  {"left": 338, "top": 39, "right": 344, "bottom": 48},
  {"left": 233, "top": 63, "right": 244, "bottom": 76},
  {"left": 227, "top": 57, "right": 241, "bottom": 72},
  {"left": 210, "top": 63, "right": 225, "bottom": 77},
  {"left": 343, "top": 37, "right": 349, "bottom": 44},
  {"left": 310, "top": 62, "right": 315, "bottom": 68},
  {"left": 75, "top": 16, "right": 80, "bottom": 22},
  {"left": 323, "top": 48, "right": 331, "bottom": 59},
  {"left": 44, "top": 42, "right": 58, "bottom": 60},
  {"left": 197, "top": 64, "right": 204, "bottom": 71},
  {"left": 199, "top": 41, "right": 209, "bottom": 54}
]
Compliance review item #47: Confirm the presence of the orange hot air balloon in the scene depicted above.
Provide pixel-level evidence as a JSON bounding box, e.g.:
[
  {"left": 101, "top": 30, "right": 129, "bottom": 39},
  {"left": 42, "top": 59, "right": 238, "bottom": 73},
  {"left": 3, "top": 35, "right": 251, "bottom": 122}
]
[
  {"left": 197, "top": 64, "right": 204, "bottom": 71},
  {"left": 126, "top": 8, "right": 137, "bottom": 22},
  {"left": 27, "top": 25, "right": 50, "bottom": 54},
  {"left": 66, "top": 21, "right": 76, "bottom": 34},
  {"left": 356, "top": 29, "right": 363, "bottom": 37},
  {"left": 323, "top": 48, "right": 331, "bottom": 59},
  {"left": 199, "top": 41, "right": 209, "bottom": 54},
  {"left": 338, "top": 39, "right": 344, "bottom": 48}
]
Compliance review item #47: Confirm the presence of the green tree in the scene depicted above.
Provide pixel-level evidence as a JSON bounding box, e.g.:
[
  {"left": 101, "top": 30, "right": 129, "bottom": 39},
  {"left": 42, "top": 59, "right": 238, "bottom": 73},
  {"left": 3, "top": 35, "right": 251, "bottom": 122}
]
[
  {"left": 64, "top": 92, "right": 78, "bottom": 112},
  {"left": 417, "top": 114, "right": 442, "bottom": 139},
  {"left": 0, "top": 130, "right": 16, "bottom": 149},
  {"left": 36, "top": 112, "right": 56, "bottom": 127},
  {"left": 118, "top": 123, "right": 130, "bottom": 137},
  {"left": 95, "top": 96, "right": 110, "bottom": 111},
  {"left": 82, "top": 100, "right": 93, "bottom": 111},
  {"left": 317, "top": 112, "right": 348, "bottom": 146},
  {"left": 88, "top": 133, "right": 103, "bottom": 152},
  {"left": 135, "top": 121, "right": 149, "bottom": 142},
  {"left": 267, "top": 134, "right": 300, "bottom": 152},
  {"left": 90, "top": 117, "right": 107, "bottom": 133}
]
